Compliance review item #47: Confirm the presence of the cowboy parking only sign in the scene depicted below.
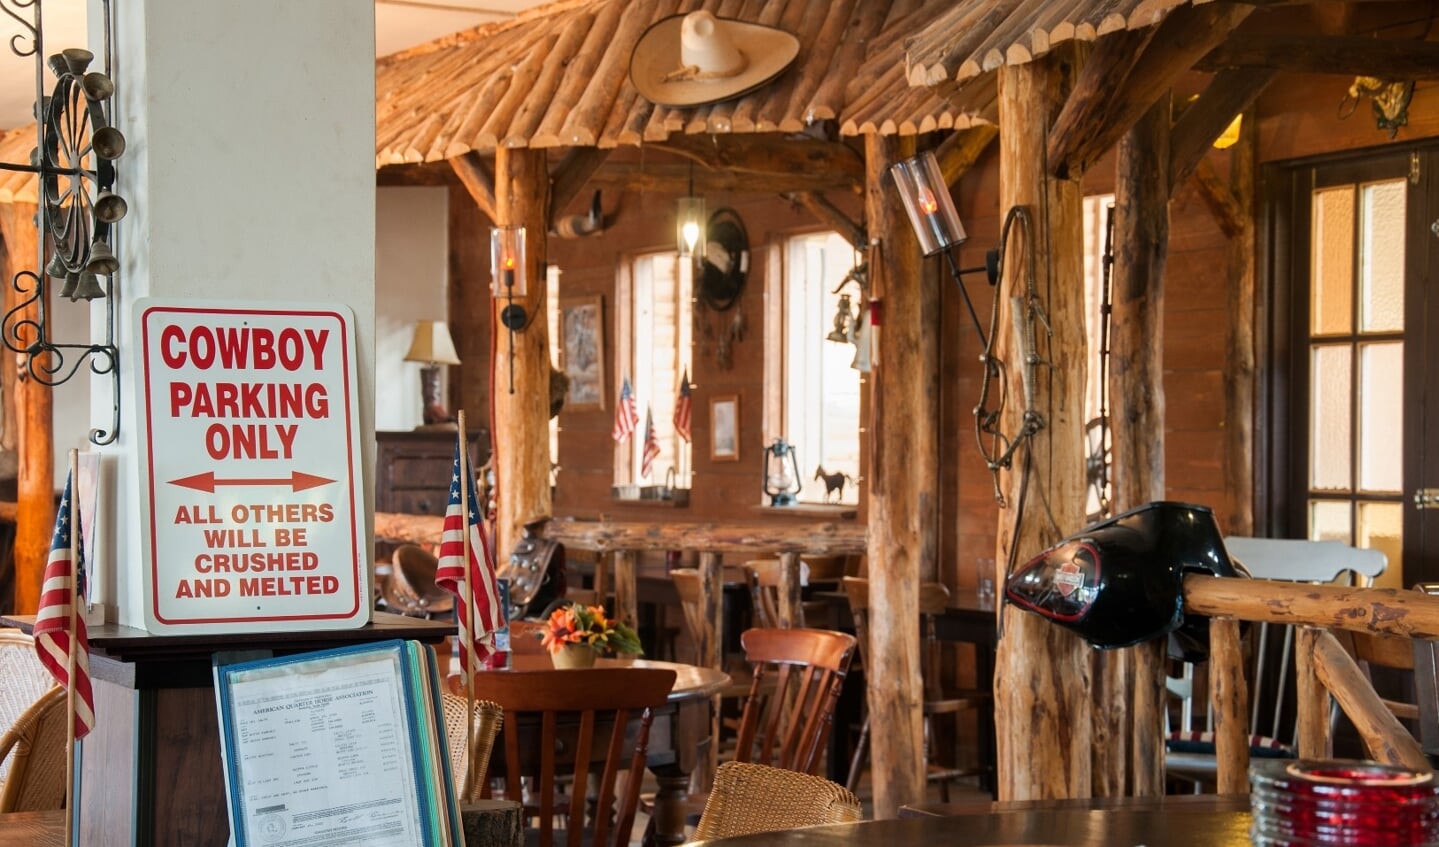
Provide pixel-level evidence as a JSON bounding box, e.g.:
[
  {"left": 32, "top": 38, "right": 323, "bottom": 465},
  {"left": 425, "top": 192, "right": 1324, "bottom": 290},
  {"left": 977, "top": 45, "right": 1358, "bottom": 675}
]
[{"left": 135, "top": 300, "right": 368, "bottom": 633}]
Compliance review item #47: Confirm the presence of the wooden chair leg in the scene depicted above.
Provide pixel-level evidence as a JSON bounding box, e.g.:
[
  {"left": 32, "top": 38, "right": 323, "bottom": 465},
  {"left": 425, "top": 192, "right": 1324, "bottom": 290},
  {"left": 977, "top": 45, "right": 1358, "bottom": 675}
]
[{"left": 845, "top": 713, "right": 871, "bottom": 794}]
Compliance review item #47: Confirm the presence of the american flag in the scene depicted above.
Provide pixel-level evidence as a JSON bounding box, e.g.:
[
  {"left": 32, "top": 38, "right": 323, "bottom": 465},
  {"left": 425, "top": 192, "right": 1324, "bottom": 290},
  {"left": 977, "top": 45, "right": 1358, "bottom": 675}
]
[
  {"left": 673, "top": 369, "right": 692, "bottom": 443},
  {"left": 641, "top": 406, "right": 661, "bottom": 479},
  {"left": 33, "top": 471, "right": 95, "bottom": 739},
  {"left": 612, "top": 376, "right": 639, "bottom": 443},
  {"left": 436, "top": 443, "right": 504, "bottom": 677}
]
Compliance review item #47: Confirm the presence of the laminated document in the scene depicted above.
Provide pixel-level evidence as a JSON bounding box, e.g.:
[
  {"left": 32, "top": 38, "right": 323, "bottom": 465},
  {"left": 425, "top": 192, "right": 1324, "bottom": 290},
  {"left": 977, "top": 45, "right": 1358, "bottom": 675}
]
[{"left": 214, "top": 640, "right": 459, "bottom": 847}]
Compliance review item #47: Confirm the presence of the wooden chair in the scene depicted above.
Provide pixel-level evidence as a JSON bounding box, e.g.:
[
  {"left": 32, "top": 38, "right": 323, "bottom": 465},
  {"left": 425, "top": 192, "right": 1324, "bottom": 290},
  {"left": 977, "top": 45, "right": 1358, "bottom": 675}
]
[
  {"left": 0, "top": 629, "right": 53, "bottom": 786},
  {"left": 1165, "top": 537, "right": 1387, "bottom": 789},
  {"left": 692, "top": 761, "right": 862, "bottom": 840},
  {"left": 479, "top": 667, "right": 677, "bottom": 847},
  {"left": 440, "top": 693, "right": 503, "bottom": 801},
  {"left": 0, "top": 687, "right": 66, "bottom": 812},
  {"left": 745, "top": 558, "right": 829, "bottom": 630},
  {"left": 841, "top": 577, "right": 991, "bottom": 799},
  {"left": 733, "top": 627, "right": 856, "bottom": 774}
]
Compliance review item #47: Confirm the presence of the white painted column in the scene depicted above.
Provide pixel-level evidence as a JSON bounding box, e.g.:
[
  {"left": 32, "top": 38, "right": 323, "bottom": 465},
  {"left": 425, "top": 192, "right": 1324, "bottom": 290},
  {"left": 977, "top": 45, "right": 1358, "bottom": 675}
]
[{"left": 96, "top": 0, "right": 376, "bottom": 628}]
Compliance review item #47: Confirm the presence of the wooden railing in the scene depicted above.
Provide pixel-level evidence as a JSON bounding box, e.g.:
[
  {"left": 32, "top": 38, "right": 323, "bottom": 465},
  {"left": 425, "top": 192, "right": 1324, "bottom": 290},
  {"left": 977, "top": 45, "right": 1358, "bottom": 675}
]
[{"left": 1182, "top": 575, "right": 1439, "bottom": 792}]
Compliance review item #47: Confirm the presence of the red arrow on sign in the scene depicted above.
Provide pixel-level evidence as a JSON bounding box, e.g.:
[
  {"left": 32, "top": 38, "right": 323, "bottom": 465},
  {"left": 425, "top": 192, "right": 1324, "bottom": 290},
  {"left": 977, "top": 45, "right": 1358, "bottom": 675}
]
[{"left": 168, "top": 471, "right": 335, "bottom": 493}]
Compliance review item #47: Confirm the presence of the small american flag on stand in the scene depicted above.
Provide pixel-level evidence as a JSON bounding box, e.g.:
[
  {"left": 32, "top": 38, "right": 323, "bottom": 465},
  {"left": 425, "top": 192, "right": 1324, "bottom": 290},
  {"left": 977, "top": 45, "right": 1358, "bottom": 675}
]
[
  {"left": 641, "top": 407, "right": 661, "bottom": 478},
  {"left": 436, "top": 443, "right": 504, "bottom": 676},
  {"left": 673, "top": 369, "right": 692, "bottom": 443},
  {"left": 612, "top": 376, "right": 639, "bottom": 443},
  {"left": 33, "top": 471, "right": 95, "bottom": 738}
]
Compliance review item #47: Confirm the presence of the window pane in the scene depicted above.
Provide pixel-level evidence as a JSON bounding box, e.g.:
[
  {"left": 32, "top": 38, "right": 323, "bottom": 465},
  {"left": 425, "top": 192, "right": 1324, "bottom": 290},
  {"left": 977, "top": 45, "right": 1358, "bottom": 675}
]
[
  {"left": 1309, "top": 500, "right": 1352, "bottom": 544},
  {"left": 782, "top": 232, "right": 861, "bottom": 505},
  {"left": 1309, "top": 344, "right": 1352, "bottom": 491},
  {"left": 1359, "top": 179, "right": 1405, "bottom": 333},
  {"left": 1311, "top": 186, "right": 1354, "bottom": 336},
  {"left": 1357, "top": 501, "right": 1402, "bottom": 576},
  {"left": 1358, "top": 341, "right": 1402, "bottom": 493}
]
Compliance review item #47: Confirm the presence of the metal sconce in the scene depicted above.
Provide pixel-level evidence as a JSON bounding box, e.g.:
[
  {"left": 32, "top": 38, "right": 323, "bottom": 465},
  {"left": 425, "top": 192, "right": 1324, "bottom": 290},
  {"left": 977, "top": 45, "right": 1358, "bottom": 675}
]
[
  {"left": 490, "top": 225, "right": 528, "bottom": 394},
  {"left": 890, "top": 149, "right": 997, "bottom": 348},
  {"left": 761, "top": 437, "right": 802, "bottom": 507},
  {"left": 0, "top": 1, "right": 126, "bottom": 445}
]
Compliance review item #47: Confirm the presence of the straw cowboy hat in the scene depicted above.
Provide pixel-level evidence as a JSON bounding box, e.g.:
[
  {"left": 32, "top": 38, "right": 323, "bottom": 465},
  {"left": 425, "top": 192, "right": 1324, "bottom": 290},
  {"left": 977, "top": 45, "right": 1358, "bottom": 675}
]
[
  {"left": 382, "top": 543, "right": 454, "bottom": 618},
  {"left": 630, "top": 10, "right": 800, "bottom": 108}
]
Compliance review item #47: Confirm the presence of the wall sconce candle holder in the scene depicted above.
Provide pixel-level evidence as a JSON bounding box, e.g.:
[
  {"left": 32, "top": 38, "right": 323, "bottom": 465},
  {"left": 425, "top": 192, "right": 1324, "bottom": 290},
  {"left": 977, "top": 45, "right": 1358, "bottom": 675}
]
[
  {"left": 490, "top": 225, "right": 528, "bottom": 394},
  {"left": 0, "top": 0, "right": 126, "bottom": 445}
]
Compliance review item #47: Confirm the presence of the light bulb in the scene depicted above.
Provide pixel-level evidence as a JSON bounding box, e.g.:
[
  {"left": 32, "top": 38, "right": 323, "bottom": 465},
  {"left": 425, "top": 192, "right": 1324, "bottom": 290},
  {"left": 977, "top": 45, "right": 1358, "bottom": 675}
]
[{"left": 682, "top": 220, "right": 701, "bottom": 254}]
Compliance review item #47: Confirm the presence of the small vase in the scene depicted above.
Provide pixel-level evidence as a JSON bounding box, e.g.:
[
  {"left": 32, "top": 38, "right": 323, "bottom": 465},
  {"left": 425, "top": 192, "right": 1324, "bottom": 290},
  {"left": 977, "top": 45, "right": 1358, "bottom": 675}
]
[{"left": 552, "top": 645, "right": 598, "bottom": 669}]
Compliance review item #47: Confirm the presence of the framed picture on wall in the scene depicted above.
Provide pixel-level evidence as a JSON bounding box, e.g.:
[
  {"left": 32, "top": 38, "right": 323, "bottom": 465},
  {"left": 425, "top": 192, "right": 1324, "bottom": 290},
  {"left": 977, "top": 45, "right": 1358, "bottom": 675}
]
[
  {"left": 560, "top": 296, "right": 605, "bottom": 410},
  {"left": 711, "top": 395, "right": 739, "bottom": 462}
]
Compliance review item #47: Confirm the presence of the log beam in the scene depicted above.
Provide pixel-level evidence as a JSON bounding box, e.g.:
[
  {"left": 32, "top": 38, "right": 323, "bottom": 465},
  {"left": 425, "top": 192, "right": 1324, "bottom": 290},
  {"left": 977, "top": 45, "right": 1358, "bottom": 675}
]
[
  {"left": 586, "top": 164, "right": 860, "bottom": 196},
  {"left": 652, "top": 135, "right": 865, "bottom": 192},
  {"left": 1185, "top": 575, "right": 1439, "bottom": 638},
  {"left": 1191, "top": 158, "right": 1245, "bottom": 239},
  {"left": 0, "top": 202, "right": 51, "bottom": 614},
  {"left": 863, "top": 131, "right": 935, "bottom": 818},
  {"left": 994, "top": 50, "right": 1092, "bottom": 802},
  {"left": 451, "top": 152, "right": 499, "bottom": 222},
  {"left": 549, "top": 147, "right": 609, "bottom": 221},
  {"left": 1169, "top": 69, "right": 1277, "bottom": 191},
  {"left": 541, "top": 520, "right": 866, "bottom": 555},
  {"left": 783, "top": 192, "right": 865, "bottom": 251},
  {"left": 1104, "top": 95, "right": 1171, "bottom": 798},
  {"left": 492, "top": 147, "right": 552, "bottom": 566},
  {"left": 1199, "top": 34, "right": 1439, "bottom": 79},
  {"left": 936, "top": 125, "right": 1000, "bottom": 186},
  {"left": 1047, "top": 3, "right": 1253, "bottom": 180},
  {"left": 1310, "top": 628, "right": 1430, "bottom": 770}
]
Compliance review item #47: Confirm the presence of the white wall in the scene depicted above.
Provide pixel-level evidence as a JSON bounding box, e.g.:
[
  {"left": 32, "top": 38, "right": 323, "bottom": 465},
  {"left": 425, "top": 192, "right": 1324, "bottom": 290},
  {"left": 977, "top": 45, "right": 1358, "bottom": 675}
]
[{"left": 375, "top": 186, "right": 449, "bottom": 432}]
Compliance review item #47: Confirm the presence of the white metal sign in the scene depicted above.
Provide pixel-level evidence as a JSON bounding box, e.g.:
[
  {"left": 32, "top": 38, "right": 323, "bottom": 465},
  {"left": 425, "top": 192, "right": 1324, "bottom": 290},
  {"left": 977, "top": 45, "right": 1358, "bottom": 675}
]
[{"left": 135, "top": 300, "right": 368, "bottom": 633}]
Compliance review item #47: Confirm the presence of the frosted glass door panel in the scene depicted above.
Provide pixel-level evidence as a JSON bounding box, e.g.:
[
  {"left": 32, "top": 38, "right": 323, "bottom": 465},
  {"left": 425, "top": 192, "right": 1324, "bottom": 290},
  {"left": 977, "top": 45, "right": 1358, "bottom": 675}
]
[
  {"left": 1359, "top": 179, "right": 1406, "bottom": 333},
  {"left": 1358, "top": 341, "right": 1403, "bottom": 493},
  {"left": 1311, "top": 186, "right": 1354, "bottom": 336},
  {"left": 1310, "top": 344, "right": 1353, "bottom": 491}
]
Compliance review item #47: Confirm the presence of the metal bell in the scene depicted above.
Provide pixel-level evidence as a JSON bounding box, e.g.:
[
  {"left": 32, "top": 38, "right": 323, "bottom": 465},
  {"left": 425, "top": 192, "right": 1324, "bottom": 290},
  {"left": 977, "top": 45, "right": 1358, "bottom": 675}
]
[
  {"left": 91, "top": 126, "right": 126, "bottom": 160},
  {"left": 59, "top": 272, "right": 78, "bottom": 299},
  {"left": 82, "top": 72, "right": 114, "bottom": 101},
  {"left": 61, "top": 48, "right": 94, "bottom": 76},
  {"left": 45, "top": 253, "right": 69, "bottom": 278},
  {"left": 46, "top": 54, "right": 68, "bottom": 78},
  {"left": 84, "top": 240, "right": 118, "bottom": 275},
  {"left": 71, "top": 272, "right": 106, "bottom": 301},
  {"left": 94, "top": 190, "right": 127, "bottom": 224}
]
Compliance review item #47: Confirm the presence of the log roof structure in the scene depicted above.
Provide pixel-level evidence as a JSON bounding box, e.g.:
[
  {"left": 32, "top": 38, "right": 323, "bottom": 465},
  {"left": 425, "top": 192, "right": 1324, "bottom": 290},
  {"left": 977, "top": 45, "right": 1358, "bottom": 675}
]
[{"left": 373, "top": 0, "right": 1233, "bottom": 163}]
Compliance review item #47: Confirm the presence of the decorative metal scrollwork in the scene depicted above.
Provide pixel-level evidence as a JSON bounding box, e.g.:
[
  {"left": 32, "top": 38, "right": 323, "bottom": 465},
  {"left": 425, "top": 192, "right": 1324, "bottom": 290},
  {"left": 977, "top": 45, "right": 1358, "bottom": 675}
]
[{"left": 0, "top": 0, "right": 125, "bottom": 445}]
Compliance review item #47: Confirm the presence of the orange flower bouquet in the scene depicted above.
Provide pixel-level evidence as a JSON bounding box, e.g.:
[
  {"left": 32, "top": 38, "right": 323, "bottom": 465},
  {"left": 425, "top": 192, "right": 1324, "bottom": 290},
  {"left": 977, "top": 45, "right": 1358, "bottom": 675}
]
[{"left": 541, "top": 602, "right": 643, "bottom": 658}]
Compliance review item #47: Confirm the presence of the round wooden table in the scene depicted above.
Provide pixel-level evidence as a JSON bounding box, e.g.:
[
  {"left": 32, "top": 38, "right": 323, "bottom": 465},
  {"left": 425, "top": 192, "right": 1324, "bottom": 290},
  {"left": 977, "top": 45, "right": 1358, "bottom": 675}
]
[{"left": 447, "top": 653, "right": 731, "bottom": 700}]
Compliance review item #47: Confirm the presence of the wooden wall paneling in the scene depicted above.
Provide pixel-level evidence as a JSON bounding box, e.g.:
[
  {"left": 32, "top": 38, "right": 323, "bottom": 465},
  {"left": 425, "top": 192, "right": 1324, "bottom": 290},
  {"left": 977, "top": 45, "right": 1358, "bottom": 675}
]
[
  {"left": 1223, "top": 112, "right": 1258, "bottom": 537},
  {"left": 993, "top": 49, "right": 1093, "bottom": 802},
  {"left": 448, "top": 184, "right": 494, "bottom": 448}
]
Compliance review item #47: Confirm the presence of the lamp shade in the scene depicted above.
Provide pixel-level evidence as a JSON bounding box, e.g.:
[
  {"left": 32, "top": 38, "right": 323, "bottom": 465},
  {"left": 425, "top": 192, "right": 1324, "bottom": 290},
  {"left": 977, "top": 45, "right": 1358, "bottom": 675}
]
[
  {"left": 404, "top": 319, "right": 460, "bottom": 365},
  {"left": 890, "top": 150, "right": 966, "bottom": 256}
]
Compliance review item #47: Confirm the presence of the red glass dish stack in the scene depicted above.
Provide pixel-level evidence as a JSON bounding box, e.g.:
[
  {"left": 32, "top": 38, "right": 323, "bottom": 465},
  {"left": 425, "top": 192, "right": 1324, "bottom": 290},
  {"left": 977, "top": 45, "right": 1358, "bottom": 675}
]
[{"left": 1251, "top": 759, "right": 1439, "bottom": 846}]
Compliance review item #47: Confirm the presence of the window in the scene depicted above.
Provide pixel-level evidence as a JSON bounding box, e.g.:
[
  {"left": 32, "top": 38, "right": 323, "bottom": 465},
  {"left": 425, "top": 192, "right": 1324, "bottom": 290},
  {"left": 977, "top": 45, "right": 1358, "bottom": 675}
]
[
  {"left": 614, "top": 250, "right": 692, "bottom": 487},
  {"left": 546, "top": 264, "right": 561, "bottom": 481},
  {"left": 1302, "top": 176, "right": 1405, "bottom": 563},
  {"left": 766, "top": 232, "right": 862, "bottom": 506}
]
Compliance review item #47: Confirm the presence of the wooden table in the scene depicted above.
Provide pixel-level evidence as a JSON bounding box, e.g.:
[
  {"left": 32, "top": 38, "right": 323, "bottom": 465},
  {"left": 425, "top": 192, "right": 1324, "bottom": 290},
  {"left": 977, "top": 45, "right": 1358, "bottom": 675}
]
[
  {"left": 0, "top": 810, "right": 64, "bottom": 846},
  {"left": 449, "top": 655, "right": 730, "bottom": 846},
  {"left": 692, "top": 794, "right": 1253, "bottom": 846}
]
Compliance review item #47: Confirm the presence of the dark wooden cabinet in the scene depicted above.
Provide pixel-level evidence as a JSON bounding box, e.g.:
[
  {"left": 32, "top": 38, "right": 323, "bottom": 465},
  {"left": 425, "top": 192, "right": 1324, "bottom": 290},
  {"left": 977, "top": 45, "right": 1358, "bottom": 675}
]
[{"left": 376, "top": 429, "right": 488, "bottom": 515}]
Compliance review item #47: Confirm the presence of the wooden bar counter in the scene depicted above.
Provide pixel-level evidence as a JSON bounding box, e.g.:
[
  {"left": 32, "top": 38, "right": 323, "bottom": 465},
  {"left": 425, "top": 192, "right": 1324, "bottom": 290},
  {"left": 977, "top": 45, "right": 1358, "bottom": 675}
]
[{"left": 1, "top": 612, "right": 451, "bottom": 847}]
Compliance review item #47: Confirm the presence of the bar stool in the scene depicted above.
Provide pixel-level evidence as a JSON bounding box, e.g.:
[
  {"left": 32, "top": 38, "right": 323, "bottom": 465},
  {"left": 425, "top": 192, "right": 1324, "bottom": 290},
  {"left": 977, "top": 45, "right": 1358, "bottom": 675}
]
[{"left": 842, "top": 577, "right": 991, "bottom": 800}]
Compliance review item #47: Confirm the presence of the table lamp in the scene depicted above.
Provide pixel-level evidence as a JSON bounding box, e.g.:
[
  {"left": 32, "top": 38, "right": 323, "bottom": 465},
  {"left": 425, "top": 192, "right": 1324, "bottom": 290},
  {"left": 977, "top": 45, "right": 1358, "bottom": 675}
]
[{"left": 404, "top": 319, "right": 460, "bottom": 427}]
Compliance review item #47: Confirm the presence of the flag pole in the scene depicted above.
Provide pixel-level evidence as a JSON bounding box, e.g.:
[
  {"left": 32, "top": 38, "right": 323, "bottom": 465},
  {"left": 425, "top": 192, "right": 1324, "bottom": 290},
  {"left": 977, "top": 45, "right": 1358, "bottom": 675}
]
[
  {"left": 456, "top": 409, "right": 479, "bottom": 804},
  {"left": 64, "top": 448, "right": 79, "bottom": 847}
]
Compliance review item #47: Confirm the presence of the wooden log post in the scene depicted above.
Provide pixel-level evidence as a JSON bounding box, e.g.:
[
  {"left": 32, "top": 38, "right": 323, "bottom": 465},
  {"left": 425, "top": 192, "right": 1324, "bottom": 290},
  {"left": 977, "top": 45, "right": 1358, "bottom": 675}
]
[
  {"left": 863, "top": 131, "right": 936, "bottom": 818},
  {"left": 1209, "top": 616, "right": 1249, "bottom": 795},
  {"left": 1104, "top": 95, "right": 1172, "bottom": 798},
  {"left": 613, "top": 549, "right": 638, "bottom": 631},
  {"left": 0, "top": 203, "right": 52, "bottom": 614},
  {"left": 698, "top": 551, "right": 723, "bottom": 790},
  {"left": 993, "top": 51, "right": 1093, "bottom": 802},
  {"left": 1309, "top": 629, "right": 1429, "bottom": 771},
  {"left": 1223, "top": 112, "right": 1257, "bottom": 536},
  {"left": 1295, "top": 626, "right": 1330, "bottom": 761},
  {"left": 492, "top": 147, "right": 553, "bottom": 568}
]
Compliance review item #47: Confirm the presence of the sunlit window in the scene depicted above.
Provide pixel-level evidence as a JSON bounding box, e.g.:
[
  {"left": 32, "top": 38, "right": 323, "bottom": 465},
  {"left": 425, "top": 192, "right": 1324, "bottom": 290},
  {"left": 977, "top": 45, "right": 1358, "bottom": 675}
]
[{"left": 614, "top": 250, "right": 692, "bottom": 487}]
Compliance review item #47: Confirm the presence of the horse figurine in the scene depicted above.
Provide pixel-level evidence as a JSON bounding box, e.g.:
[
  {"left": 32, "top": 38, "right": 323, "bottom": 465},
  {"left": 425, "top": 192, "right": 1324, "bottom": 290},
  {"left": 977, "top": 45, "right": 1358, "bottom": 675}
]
[{"left": 815, "top": 466, "right": 853, "bottom": 503}]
